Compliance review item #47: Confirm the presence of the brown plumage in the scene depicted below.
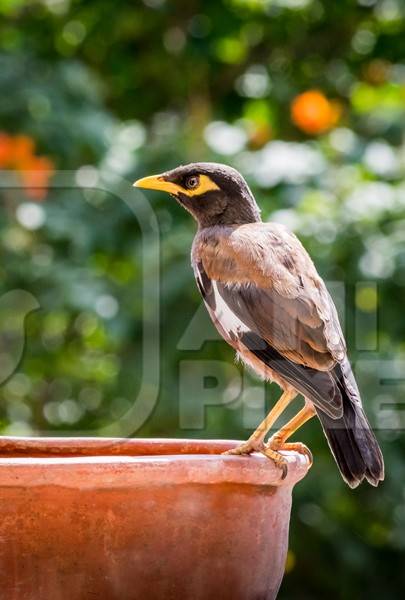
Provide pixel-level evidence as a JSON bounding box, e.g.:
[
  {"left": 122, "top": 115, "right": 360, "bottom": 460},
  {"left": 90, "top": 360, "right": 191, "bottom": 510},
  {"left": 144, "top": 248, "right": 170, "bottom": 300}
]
[{"left": 135, "top": 162, "right": 384, "bottom": 488}]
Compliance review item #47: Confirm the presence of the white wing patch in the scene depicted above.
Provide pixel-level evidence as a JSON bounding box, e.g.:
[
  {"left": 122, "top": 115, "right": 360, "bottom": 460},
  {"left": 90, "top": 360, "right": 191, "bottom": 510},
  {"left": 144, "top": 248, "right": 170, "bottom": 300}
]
[
  {"left": 210, "top": 281, "right": 249, "bottom": 339},
  {"left": 194, "top": 264, "right": 249, "bottom": 344}
]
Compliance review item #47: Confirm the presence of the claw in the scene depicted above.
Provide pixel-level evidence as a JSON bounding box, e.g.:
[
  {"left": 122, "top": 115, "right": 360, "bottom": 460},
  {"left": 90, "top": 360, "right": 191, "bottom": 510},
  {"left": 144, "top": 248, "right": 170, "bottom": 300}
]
[
  {"left": 261, "top": 444, "right": 289, "bottom": 480},
  {"left": 289, "top": 442, "right": 313, "bottom": 465},
  {"left": 268, "top": 436, "right": 313, "bottom": 468},
  {"left": 280, "top": 462, "right": 288, "bottom": 480}
]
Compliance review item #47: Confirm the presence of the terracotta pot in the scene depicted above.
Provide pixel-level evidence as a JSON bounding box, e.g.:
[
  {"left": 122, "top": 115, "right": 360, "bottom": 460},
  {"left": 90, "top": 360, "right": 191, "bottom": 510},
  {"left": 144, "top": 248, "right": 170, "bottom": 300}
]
[{"left": 0, "top": 437, "right": 309, "bottom": 600}]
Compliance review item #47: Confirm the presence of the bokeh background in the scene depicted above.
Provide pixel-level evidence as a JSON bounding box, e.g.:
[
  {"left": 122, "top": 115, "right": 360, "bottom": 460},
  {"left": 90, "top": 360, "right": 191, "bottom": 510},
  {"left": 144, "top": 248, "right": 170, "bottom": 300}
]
[{"left": 1, "top": 0, "right": 405, "bottom": 597}]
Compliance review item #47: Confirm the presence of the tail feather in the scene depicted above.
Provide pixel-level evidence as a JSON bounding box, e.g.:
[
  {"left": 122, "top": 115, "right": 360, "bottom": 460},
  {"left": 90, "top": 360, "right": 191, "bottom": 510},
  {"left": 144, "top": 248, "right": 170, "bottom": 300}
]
[{"left": 316, "top": 360, "right": 384, "bottom": 488}]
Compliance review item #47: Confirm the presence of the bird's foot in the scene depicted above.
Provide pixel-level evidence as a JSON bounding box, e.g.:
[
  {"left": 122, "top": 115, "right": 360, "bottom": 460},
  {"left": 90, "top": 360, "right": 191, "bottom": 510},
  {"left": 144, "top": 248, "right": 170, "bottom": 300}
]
[
  {"left": 223, "top": 438, "right": 265, "bottom": 456},
  {"left": 268, "top": 433, "right": 313, "bottom": 467},
  {"left": 261, "top": 444, "right": 289, "bottom": 480}
]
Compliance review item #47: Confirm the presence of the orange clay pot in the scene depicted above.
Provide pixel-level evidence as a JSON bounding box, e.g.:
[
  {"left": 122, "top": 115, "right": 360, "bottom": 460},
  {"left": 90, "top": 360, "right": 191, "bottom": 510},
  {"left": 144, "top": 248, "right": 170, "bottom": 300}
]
[{"left": 0, "top": 437, "right": 310, "bottom": 600}]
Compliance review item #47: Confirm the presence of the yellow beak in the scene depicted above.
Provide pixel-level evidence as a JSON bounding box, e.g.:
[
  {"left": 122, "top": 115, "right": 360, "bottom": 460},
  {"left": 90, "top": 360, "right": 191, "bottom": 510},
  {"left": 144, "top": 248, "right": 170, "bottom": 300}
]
[{"left": 133, "top": 174, "right": 180, "bottom": 195}]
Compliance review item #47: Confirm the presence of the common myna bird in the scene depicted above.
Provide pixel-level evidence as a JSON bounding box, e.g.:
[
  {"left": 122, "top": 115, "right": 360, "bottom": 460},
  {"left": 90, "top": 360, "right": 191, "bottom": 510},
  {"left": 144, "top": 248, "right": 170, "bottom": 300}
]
[{"left": 134, "top": 162, "right": 384, "bottom": 488}]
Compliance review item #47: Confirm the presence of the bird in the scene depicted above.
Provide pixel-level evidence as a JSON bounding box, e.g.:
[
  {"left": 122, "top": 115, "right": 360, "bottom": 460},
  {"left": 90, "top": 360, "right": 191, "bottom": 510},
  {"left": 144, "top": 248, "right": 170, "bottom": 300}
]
[{"left": 134, "top": 162, "right": 384, "bottom": 488}]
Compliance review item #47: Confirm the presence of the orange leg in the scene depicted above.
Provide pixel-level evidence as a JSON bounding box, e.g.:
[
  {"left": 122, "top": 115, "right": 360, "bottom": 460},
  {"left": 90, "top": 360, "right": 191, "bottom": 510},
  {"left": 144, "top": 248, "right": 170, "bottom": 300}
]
[
  {"left": 224, "top": 390, "right": 297, "bottom": 456},
  {"left": 264, "top": 401, "right": 316, "bottom": 473}
]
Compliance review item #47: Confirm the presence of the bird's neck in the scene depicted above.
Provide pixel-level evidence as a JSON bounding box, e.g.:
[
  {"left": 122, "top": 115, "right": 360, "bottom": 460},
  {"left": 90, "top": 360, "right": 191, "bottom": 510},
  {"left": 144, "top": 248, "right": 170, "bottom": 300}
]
[{"left": 198, "top": 193, "right": 262, "bottom": 228}]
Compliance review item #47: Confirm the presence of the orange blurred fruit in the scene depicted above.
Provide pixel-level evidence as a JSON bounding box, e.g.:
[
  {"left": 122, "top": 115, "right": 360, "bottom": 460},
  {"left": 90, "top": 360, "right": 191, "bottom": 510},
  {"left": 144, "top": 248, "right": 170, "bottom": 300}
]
[
  {"left": 20, "top": 156, "right": 54, "bottom": 201},
  {"left": 11, "top": 135, "right": 36, "bottom": 169},
  {"left": 0, "top": 133, "right": 14, "bottom": 167},
  {"left": 0, "top": 131, "right": 54, "bottom": 200},
  {"left": 291, "top": 90, "right": 340, "bottom": 135}
]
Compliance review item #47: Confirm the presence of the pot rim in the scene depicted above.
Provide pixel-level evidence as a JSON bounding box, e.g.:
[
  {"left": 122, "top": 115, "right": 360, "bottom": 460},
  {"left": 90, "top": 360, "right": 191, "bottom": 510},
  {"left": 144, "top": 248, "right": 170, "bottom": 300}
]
[{"left": 0, "top": 436, "right": 310, "bottom": 488}]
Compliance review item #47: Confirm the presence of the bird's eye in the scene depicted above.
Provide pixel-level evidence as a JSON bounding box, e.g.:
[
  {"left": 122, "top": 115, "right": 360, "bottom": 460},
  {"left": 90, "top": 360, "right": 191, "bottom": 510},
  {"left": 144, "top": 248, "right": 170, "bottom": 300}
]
[{"left": 185, "top": 175, "right": 200, "bottom": 190}]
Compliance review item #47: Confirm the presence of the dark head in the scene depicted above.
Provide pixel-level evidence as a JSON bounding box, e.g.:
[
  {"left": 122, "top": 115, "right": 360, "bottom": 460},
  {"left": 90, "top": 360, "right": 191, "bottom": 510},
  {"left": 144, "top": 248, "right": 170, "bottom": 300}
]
[{"left": 134, "top": 162, "right": 261, "bottom": 228}]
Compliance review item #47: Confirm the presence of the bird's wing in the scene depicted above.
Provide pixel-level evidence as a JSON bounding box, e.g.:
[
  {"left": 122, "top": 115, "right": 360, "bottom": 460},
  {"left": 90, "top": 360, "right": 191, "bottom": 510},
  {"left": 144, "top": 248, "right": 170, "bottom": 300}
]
[{"left": 193, "top": 223, "right": 347, "bottom": 418}]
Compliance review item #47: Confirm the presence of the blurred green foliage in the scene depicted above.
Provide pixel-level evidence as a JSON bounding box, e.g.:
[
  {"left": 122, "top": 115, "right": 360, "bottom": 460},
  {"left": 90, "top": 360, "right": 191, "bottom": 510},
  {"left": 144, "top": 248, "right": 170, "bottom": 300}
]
[{"left": 1, "top": 0, "right": 405, "bottom": 598}]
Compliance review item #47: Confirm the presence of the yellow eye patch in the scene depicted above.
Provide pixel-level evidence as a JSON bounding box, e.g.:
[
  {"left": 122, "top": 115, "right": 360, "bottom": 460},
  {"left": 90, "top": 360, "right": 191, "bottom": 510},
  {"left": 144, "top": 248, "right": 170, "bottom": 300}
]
[
  {"left": 134, "top": 173, "right": 220, "bottom": 197},
  {"left": 182, "top": 174, "right": 220, "bottom": 197}
]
